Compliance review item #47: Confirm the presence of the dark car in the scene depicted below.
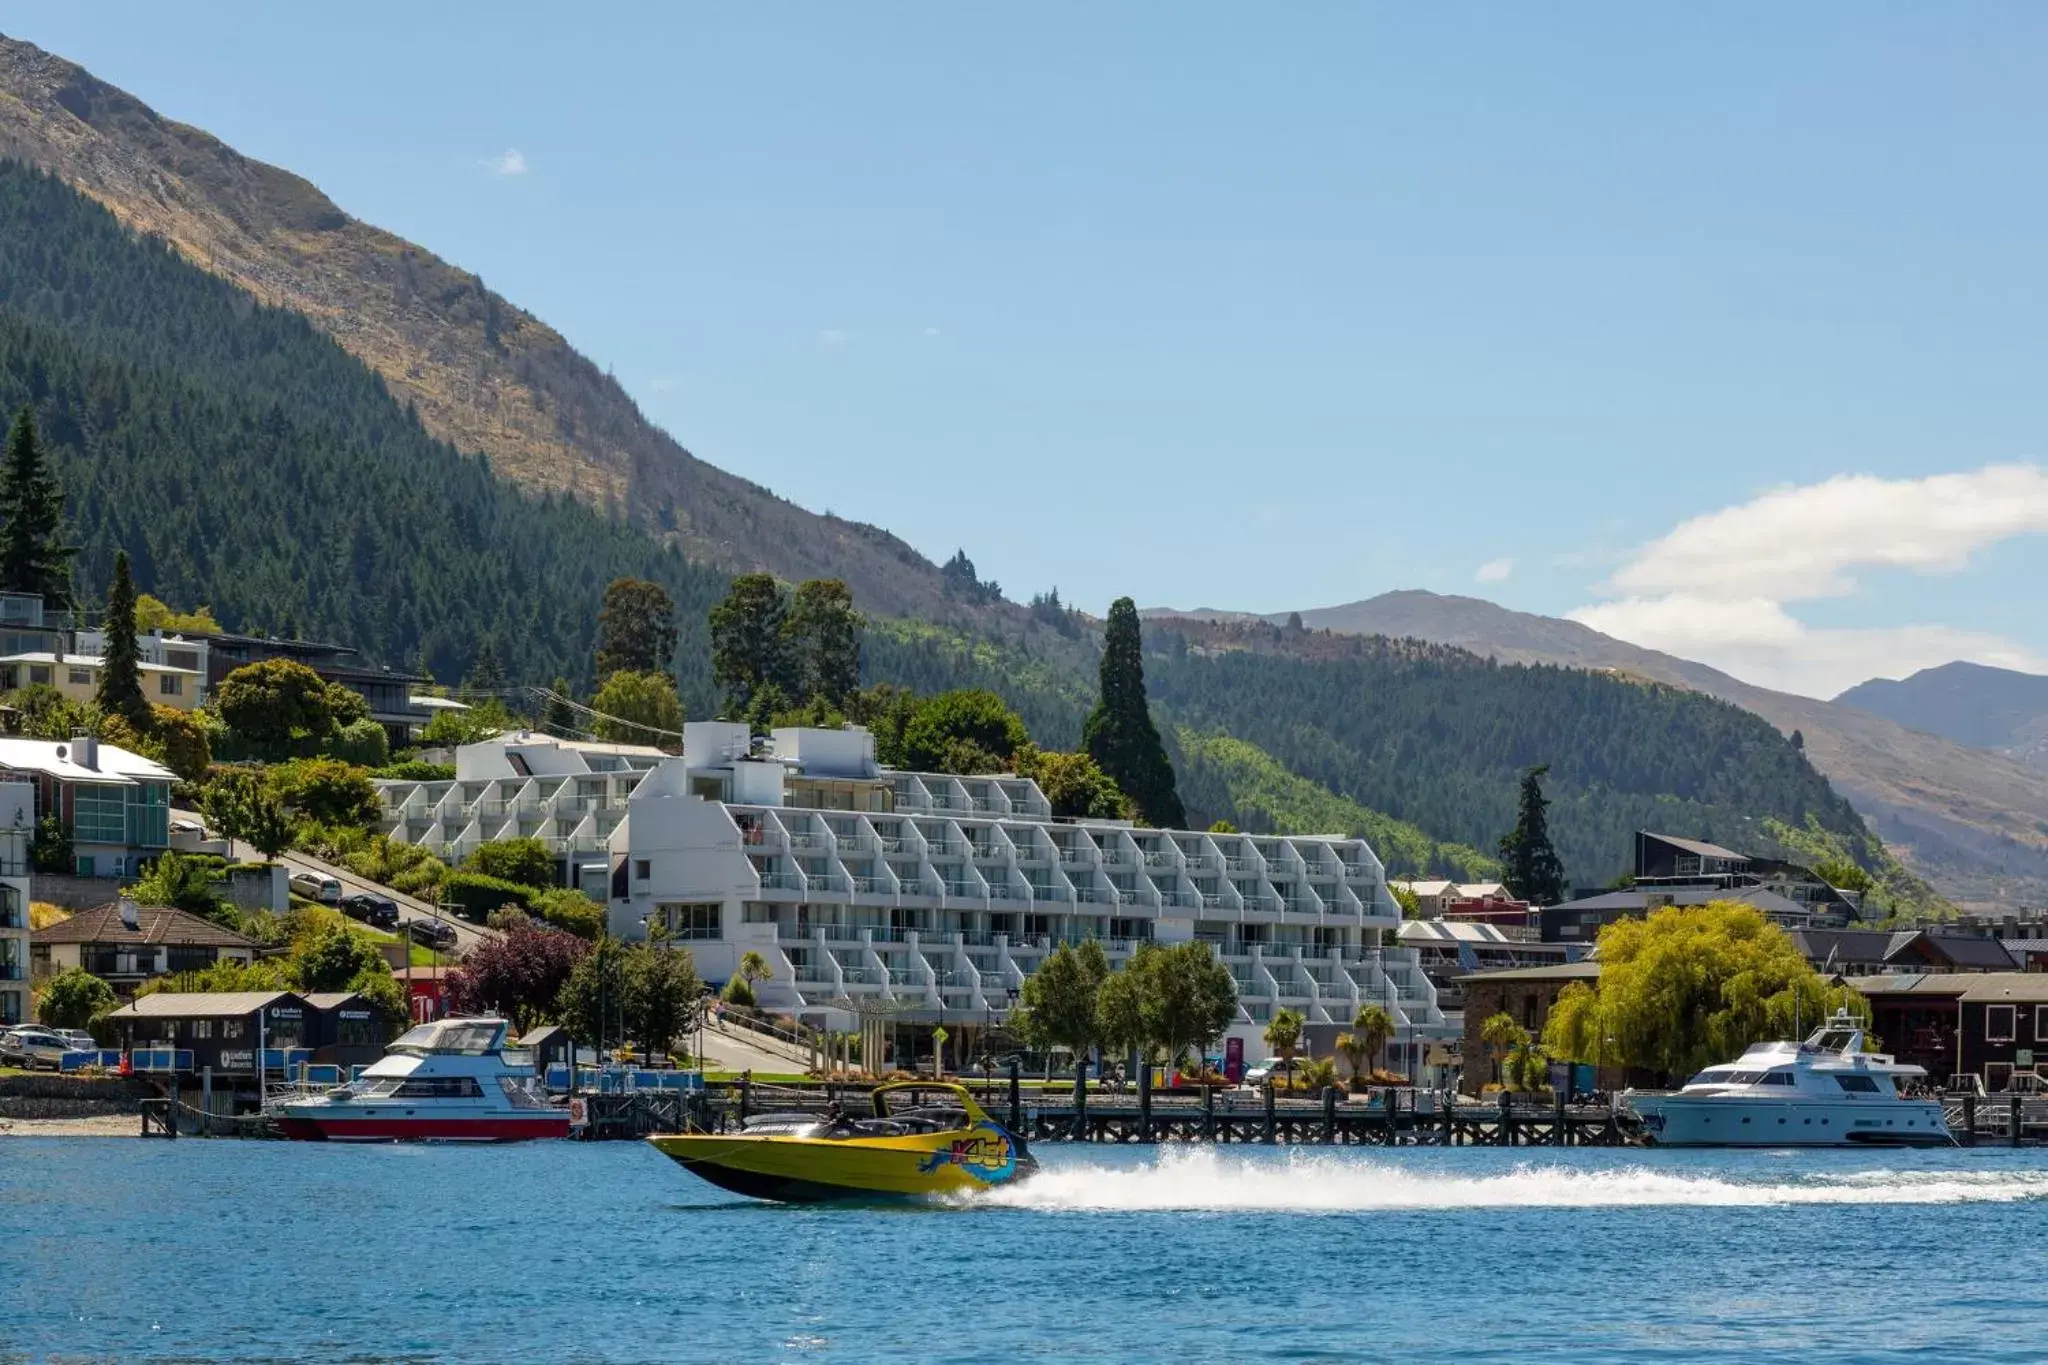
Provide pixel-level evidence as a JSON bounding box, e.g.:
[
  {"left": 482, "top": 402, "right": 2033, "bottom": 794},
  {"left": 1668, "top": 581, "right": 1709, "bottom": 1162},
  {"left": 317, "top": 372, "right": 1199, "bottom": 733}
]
[
  {"left": 406, "top": 918, "right": 458, "bottom": 950},
  {"left": 340, "top": 892, "right": 401, "bottom": 929}
]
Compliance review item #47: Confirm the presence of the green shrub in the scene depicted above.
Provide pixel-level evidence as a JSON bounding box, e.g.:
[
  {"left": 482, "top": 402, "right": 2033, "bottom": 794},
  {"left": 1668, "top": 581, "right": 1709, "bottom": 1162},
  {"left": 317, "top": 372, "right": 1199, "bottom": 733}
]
[
  {"left": 267, "top": 758, "right": 380, "bottom": 828},
  {"left": 466, "top": 837, "right": 556, "bottom": 890},
  {"left": 326, "top": 717, "right": 391, "bottom": 768},
  {"left": 529, "top": 888, "right": 604, "bottom": 939},
  {"left": 442, "top": 871, "right": 538, "bottom": 922},
  {"left": 374, "top": 759, "right": 456, "bottom": 781}
]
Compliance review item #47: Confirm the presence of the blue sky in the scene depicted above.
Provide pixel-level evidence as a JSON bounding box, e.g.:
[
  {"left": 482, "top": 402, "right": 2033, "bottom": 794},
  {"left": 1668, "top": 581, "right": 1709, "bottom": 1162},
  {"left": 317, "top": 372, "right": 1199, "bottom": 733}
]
[{"left": 8, "top": 4, "right": 2048, "bottom": 697}]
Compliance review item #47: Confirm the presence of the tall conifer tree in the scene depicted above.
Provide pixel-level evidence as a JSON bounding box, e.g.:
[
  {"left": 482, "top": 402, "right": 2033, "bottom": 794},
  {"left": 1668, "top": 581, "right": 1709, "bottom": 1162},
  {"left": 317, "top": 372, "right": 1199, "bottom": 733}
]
[
  {"left": 96, "top": 549, "right": 149, "bottom": 727},
  {"left": 0, "top": 406, "right": 76, "bottom": 610},
  {"left": 1083, "top": 597, "right": 1185, "bottom": 828},
  {"left": 1498, "top": 764, "right": 1567, "bottom": 905}
]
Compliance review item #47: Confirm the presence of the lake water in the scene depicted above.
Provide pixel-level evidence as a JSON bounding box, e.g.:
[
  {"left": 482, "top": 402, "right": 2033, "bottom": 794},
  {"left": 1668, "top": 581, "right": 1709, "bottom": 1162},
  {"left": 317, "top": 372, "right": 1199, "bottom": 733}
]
[{"left": 4, "top": 1138, "right": 2046, "bottom": 1363}]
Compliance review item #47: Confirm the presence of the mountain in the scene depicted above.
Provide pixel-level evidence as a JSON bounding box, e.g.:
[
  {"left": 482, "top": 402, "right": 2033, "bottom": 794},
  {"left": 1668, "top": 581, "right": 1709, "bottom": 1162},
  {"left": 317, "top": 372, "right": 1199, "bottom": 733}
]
[
  {"left": 1153, "top": 591, "right": 2048, "bottom": 909},
  {"left": 0, "top": 31, "right": 1010, "bottom": 628},
  {"left": 1836, "top": 662, "right": 2048, "bottom": 771},
  {"left": 1139, "top": 617, "right": 1902, "bottom": 898}
]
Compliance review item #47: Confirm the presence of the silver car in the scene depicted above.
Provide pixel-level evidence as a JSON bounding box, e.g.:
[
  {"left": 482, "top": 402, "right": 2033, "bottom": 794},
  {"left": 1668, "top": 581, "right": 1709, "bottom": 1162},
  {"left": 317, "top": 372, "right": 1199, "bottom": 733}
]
[{"left": 2, "top": 1028, "right": 76, "bottom": 1071}]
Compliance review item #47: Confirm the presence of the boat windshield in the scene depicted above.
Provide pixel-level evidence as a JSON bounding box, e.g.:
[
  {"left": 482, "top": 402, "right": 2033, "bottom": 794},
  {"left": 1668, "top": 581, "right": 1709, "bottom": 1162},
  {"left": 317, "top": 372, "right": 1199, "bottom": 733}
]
[
  {"left": 1708, "top": 1069, "right": 1795, "bottom": 1086},
  {"left": 1812, "top": 1029, "right": 1857, "bottom": 1054},
  {"left": 388, "top": 1019, "right": 506, "bottom": 1056}
]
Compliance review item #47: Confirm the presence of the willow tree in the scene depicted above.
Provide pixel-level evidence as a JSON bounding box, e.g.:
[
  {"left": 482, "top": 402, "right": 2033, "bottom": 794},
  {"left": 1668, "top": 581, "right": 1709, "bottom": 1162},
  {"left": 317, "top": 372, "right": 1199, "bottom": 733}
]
[{"left": 1542, "top": 901, "right": 1866, "bottom": 1084}]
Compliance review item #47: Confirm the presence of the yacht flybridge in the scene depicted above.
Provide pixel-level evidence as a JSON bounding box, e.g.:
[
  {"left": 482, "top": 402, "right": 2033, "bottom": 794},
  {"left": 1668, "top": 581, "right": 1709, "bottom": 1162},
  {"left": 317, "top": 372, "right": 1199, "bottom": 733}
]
[
  {"left": 1624, "top": 1010, "right": 1953, "bottom": 1147},
  {"left": 276, "top": 1017, "right": 567, "bottom": 1142}
]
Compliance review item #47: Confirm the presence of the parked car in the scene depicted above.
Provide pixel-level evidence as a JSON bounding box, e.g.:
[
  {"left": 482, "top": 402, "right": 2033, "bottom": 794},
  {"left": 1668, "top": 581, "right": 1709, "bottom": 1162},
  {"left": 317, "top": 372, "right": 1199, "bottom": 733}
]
[
  {"left": 1, "top": 1027, "right": 78, "bottom": 1071},
  {"left": 406, "top": 918, "right": 458, "bottom": 950},
  {"left": 57, "top": 1030, "right": 98, "bottom": 1053},
  {"left": 290, "top": 871, "right": 343, "bottom": 905},
  {"left": 340, "top": 892, "right": 401, "bottom": 929}
]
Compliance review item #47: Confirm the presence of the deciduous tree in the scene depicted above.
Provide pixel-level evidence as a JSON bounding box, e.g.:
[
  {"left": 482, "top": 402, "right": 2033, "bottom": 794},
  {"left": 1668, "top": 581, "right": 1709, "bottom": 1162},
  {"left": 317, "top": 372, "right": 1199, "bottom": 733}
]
[
  {"left": 595, "top": 577, "right": 678, "bottom": 681},
  {"left": 782, "top": 578, "right": 863, "bottom": 709},
  {"left": 899, "top": 689, "right": 1028, "bottom": 773},
  {"left": 447, "top": 919, "right": 589, "bottom": 1033},
  {"left": 709, "top": 573, "right": 789, "bottom": 718},
  {"left": 36, "top": 966, "right": 114, "bottom": 1030},
  {"left": 591, "top": 669, "right": 684, "bottom": 744}
]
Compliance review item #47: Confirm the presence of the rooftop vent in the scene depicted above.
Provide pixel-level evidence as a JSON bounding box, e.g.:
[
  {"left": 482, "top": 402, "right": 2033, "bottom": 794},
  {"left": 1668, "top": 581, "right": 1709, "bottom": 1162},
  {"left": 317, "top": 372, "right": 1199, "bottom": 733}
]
[{"left": 117, "top": 898, "right": 140, "bottom": 930}]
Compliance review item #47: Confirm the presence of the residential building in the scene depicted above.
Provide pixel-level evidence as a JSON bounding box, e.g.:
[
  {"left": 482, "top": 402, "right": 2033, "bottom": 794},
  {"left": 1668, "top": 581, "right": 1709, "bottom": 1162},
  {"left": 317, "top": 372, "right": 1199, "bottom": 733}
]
[
  {"left": 373, "top": 731, "right": 669, "bottom": 892},
  {"left": 1399, "top": 918, "right": 1576, "bottom": 1015},
  {"left": 0, "top": 735, "right": 174, "bottom": 878},
  {"left": 0, "top": 652, "right": 203, "bottom": 710},
  {"left": 603, "top": 722, "right": 1449, "bottom": 1068},
  {"left": 1859, "top": 973, "right": 2048, "bottom": 1091},
  {"left": 1392, "top": 879, "right": 1460, "bottom": 917},
  {"left": 0, "top": 591, "right": 72, "bottom": 659},
  {"left": 31, "top": 900, "right": 258, "bottom": 995},
  {"left": 1793, "top": 927, "right": 2018, "bottom": 976},
  {"left": 0, "top": 781, "right": 31, "bottom": 1027},
  {"left": 1538, "top": 829, "right": 1867, "bottom": 942}
]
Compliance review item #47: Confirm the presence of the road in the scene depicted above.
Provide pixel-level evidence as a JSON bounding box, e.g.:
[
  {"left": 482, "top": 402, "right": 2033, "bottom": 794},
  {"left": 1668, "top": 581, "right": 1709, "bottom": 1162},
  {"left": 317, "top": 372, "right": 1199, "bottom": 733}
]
[{"left": 179, "top": 808, "right": 498, "bottom": 954}]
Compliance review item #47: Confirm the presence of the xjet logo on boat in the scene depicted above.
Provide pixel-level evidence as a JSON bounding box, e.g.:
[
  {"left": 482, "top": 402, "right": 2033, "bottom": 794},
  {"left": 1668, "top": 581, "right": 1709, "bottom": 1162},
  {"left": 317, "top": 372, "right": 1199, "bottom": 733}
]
[{"left": 917, "top": 1124, "right": 1018, "bottom": 1183}]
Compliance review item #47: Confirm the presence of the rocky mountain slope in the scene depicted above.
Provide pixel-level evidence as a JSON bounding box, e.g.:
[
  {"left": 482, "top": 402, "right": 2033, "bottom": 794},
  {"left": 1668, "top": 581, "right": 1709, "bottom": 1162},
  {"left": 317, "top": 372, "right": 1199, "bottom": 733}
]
[
  {"left": 1151, "top": 592, "right": 2048, "bottom": 909},
  {"left": 0, "top": 31, "right": 1003, "bottom": 626},
  {"left": 1837, "top": 662, "right": 2048, "bottom": 772}
]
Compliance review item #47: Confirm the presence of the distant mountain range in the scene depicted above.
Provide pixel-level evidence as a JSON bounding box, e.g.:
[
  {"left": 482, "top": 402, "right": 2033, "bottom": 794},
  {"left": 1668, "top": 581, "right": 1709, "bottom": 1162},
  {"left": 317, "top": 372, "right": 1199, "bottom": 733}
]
[
  {"left": 1837, "top": 662, "right": 2048, "bottom": 772},
  {"left": 1148, "top": 592, "right": 2048, "bottom": 909}
]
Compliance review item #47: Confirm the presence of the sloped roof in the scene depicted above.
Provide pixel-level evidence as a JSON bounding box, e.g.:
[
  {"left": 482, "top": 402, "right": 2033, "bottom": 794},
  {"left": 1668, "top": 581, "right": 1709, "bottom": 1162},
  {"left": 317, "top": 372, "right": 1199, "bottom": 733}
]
[
  {"left": 1641, "top": 832, "right": 1748, "bottom": 862},
  {"left": 0, "top": 736, "right": 175, "bottom": 784},
  {"left": 303, "top": 992, "right": 368, "bottom": 1011},
  {"left": 105, "top": 991, "right": 298, "bottom": 1018},
  {"left": 32, "top": 902, "right": 256, "bottom": 949},
  {"left": 1857, "top": 973, "right": 2048, "bottom": 1004},
  {"left": 1454, "top": 960, "right": 1603, "bottom": 984},
  {"left": 1886, "top": 932, "right": 2018, "bottom": 970}
]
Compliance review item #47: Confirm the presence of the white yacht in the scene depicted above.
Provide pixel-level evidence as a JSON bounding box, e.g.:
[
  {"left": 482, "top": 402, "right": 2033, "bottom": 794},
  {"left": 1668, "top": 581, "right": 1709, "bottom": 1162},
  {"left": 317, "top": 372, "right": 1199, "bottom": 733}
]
[
  {"left": 276, "top": 1017, "right": 567, "bottom": 1142},
  {"left": 1624, "top": 1010, "right": 1952, "bottom": 1147}
]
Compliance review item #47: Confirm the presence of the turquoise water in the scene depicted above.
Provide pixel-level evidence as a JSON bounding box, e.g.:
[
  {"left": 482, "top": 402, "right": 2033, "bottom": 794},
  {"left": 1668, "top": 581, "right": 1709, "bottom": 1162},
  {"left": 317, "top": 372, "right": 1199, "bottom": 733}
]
[{"left": 5, "top": 1140, "right": 2047, "bottom": 1363}]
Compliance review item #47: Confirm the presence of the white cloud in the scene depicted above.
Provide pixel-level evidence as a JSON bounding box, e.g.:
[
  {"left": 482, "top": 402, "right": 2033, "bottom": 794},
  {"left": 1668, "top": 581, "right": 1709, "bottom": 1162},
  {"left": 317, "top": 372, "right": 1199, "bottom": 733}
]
[
  {"left": 1571, "top": 464, "right": 2048, "bottom": 698},
  {"left": 481, "top": 149, "right": 527, "bottom": 176},
  {"left": 1475, "top": 557, "right": 1515, "bottom": 584},
  {"left": 922, "top": 326, "right": 942, "bottom": 337},
  {"left": 818, "top": 328, "right": 848, "bottom": 346}
]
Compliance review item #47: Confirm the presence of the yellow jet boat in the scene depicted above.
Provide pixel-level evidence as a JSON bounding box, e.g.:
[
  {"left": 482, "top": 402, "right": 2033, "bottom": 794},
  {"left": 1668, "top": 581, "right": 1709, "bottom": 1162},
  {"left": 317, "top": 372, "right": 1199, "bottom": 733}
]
[{"left": 648, "top": 1081, "right": 1038, "bottom": 1203}]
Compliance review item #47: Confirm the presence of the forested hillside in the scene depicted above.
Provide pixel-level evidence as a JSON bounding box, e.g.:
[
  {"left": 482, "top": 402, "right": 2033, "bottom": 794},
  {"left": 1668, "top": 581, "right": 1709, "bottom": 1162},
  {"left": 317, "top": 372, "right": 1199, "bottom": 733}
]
[
  {"left": 1142, "top": 618, "right": 1885, "bottom": 888},
  {"left": 0, "top": 160, "right": 730, "bottom": 699}
]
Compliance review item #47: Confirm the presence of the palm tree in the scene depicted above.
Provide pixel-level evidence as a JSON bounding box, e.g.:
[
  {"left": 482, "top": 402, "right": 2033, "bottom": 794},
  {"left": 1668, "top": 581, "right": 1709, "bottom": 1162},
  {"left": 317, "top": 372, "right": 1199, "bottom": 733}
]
[
  {"left": 1506, "top": 1036, "right": 1551, "bottom": 1094},
  {"left": 1263, "top": 1006, "right": 1305, "bottom": 1089},
  {"left": 738, "top": 950, "right": 771, "bottom": 985},
  {"left": 1351, "top": 1003, "right": 1396, "bottom": 1081},
  {"left": 1334, "top": 1031, "right": 1371, "bottom": 1087},
  {"left": 1479, "top": 1012, "right": 1528, "bottom": 1090}
]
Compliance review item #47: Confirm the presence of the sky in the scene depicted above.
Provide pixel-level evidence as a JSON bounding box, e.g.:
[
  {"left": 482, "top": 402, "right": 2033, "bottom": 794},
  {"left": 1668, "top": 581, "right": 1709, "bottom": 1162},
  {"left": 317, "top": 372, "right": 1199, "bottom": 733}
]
[{"left": 6, "top": 4, "right": 2048, "bottom": 700}]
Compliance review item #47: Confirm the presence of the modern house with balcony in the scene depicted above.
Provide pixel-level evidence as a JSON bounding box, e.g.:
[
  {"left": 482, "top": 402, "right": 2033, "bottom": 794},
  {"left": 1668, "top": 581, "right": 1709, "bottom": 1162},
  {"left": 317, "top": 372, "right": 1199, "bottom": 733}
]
[
  {"left": 31, "top": 899, "right": 259, "bottom": 996},
  {"left": 600, "top": 721, "right": 1449, "bottom": 1071},
  {"left": 0, "top": 651, "right": 204, "bottom": 711},
  {"left": 0, "top": 781, "right": 32, "bottom": 1027},
  {"left": 372, "top": 731, "right": 669, "bottom": 894},
  {"left": 0, "top": 734, "right": 174, "bottom": 879}
]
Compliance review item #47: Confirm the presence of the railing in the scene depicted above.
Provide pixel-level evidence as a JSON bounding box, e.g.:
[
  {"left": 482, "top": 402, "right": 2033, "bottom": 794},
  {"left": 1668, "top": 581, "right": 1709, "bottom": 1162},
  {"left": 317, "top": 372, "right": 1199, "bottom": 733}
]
[
  {"left": 1143, "top": 852, "right": 1180, "bottom": 869},
  {"left": 848, "top": 876, "right": 891, "bottom": 895},
  {"left": 1059, "top": 849, "right": 1096, "bottom": 866},
  {"left": 758, "top": 872, "right": 804, "bottom": 890}
]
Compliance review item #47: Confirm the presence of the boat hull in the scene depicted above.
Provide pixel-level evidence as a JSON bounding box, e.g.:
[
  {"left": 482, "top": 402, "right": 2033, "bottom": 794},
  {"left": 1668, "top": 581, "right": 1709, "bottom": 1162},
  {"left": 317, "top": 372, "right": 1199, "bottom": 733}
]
[
  {"left": 277, "top": 1112, "right": 568, "bottom": 1143},
  {"left": 649, "top": 1125, "right": 1036, "bottom": 1203},
  {"left": 1627, "top": 1096, "right": 1952, "bottom": 1148}
]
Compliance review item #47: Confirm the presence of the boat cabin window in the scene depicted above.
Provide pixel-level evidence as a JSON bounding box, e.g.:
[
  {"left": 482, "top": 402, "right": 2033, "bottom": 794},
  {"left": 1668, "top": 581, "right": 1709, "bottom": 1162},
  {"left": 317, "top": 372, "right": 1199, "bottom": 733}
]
[
  {"left": 392, "top": 1076, "right": 486, "bottom": 1099},
  {"left": 1721, "top": 1069, "right": 1794, "bottom": 1085},
  {"left": 1833, "top": 1075, "right": 1880, "bottom": 1094},
  {"left": 390, "top": 1020, "right": 506, "bottom": 1055},
  {"left": 1686, "top": 1069, "right": 1735, "bottom": 1086},
  {"left": 1813, "top": 1030, "right": 1856, "bottom": 1053}
]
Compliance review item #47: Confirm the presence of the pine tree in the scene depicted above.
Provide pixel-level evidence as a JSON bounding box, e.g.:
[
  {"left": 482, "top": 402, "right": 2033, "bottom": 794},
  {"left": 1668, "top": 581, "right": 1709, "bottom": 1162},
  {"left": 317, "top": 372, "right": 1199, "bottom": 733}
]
[
  {"left": 543, "top": 677, "right": 577, "bottom": 735},
  {"left": 1082, "top": 597, "right": 1186, "bottom": 828},
  {"left": 95, "top": 549, "right": 149, "bottom": 727},
  {"left": 0, "top": 405, "right": 76, "bottom": 610},
  {"left": 1498, "top": 764, "right": 1567, "bottom": 905},
  {"left": 464, "top": 640, "right": 507, "bottom": 696}
]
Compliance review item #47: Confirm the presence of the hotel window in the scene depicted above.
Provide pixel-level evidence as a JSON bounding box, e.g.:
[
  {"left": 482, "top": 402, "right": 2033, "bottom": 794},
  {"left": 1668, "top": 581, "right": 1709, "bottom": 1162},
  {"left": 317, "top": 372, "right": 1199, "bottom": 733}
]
[
  {"left": 159, "top": 675, "right": 182, "bottom": 696},
  {"left": 28, "top": 665, "right": 49, "bottom": 686},
  {"left": 633, "top": 859, "right": 650, "bottom": 881},
  {"left": 665, "top": 903, "right": 720, "bottom": 940},
  {"left": 1986, "top": 1005, "right": 2016, "bottom": 1043},
  {"left": 68, "top": 667, "right": 92, "bottom": 685}
]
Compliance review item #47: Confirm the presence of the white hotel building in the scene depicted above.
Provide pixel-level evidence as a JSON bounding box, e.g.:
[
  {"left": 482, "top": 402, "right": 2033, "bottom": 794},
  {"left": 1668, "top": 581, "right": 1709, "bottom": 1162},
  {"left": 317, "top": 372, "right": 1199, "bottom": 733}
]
[{"left": 374, "top": 723, "right": 1449, "bottom": 1066}]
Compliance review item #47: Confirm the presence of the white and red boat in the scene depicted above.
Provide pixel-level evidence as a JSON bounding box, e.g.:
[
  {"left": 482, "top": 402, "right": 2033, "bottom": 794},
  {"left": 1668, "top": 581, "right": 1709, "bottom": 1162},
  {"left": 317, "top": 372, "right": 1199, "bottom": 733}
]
[{"left": 275, "top": 1016, "right": 568, "bottom": 1142}]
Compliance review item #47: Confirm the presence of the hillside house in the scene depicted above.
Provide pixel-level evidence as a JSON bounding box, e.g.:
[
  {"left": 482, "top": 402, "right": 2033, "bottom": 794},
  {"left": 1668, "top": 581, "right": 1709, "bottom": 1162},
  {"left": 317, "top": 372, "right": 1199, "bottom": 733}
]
[
  {"left": 0, "top": 735, "right": 173, "bottom": 879},
  {"left": 31, "top": 900, "right": 257, "bottom": 995}
]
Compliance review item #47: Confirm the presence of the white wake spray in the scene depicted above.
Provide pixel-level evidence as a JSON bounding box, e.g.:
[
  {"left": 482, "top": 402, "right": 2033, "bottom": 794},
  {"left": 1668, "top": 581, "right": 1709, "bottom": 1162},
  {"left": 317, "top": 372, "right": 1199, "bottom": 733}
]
[{"left": 976, "top": 1148, "right": 2048, "bottom": 1212}]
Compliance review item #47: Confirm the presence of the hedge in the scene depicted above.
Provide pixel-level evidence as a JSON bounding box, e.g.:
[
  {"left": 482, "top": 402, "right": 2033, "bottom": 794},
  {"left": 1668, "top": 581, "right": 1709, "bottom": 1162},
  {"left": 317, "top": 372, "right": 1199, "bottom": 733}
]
[{"left": 441, "top": 871, "right": 538, "bottom": 923}]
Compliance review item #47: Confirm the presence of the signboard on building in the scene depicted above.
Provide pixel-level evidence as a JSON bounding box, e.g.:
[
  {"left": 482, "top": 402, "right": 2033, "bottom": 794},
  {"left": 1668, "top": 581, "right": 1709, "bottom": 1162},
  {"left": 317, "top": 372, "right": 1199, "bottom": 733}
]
[
  {"left": 220, "top": 1051, "right": 253, "bottom": 1071},
  {"left": 1224, "top": 1036, "right": 1244, "bottom": 1082}
]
